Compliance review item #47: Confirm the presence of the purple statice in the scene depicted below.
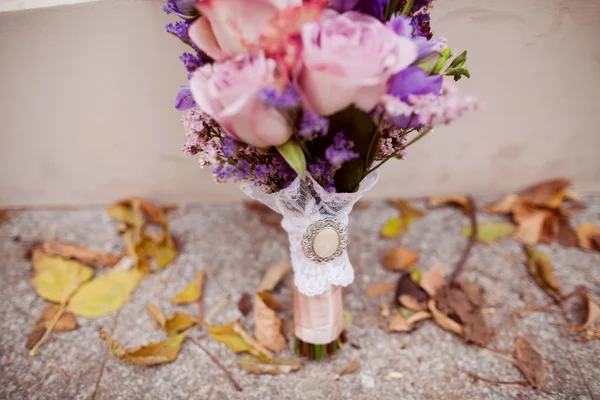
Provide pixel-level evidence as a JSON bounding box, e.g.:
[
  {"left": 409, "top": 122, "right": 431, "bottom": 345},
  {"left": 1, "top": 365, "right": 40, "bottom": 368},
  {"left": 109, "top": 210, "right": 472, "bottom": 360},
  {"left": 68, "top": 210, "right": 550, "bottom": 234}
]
[
  {"left": 308, "top": 158, "right": 335, "bottom": 192},
  {"left": 213, "top": 165, "right": 233, "bottom": 183},
  {"left": 254, "top": 164, "right": 272, "bottom": 181},
  {"left": 325, "top": 132, "right": 359, "bottom": 170},
  {"left": 256, "top": 84, "right": 301, "bottom": 111},
  {"left": 298, "top": 112, "right": 329, "bottom": 140},
  {"left": 231, "top": 161, "right": 251, "bottom": 181},
  {"left": 271, "top": 153, "right": 299, "bottom": 188},
  {"left": 221, "top": 136, "right": 237, "bottom": 158},
  {"left": 162, "top": 0, "right": 198, "bottom": 19},
  {"left": 166, "top": 21, "right": 192, "bottom": 45},
  {"left": 329, "top": 0, "right": 389, "bottom": 21},
  {"left": 412, "top": 0, "right": 432, "bottom": 12},
  {"left": 174, "top": 86, "right": 195, "bottom": 111},
  {"left": 179, "top": 52, "right": 203, "bottom": 78},
  {"left": 411, "top": 13, "right": 433, "bottom": 39}
]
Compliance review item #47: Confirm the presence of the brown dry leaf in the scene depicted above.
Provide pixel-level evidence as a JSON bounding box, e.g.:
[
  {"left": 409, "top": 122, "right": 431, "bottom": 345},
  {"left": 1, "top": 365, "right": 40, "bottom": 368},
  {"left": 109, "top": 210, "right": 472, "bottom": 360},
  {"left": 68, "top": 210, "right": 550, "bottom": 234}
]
[
  {"left": 146, "top": 303, "right": 167, "bottom": 328},
  {"left": 0, "top": 209, "right": 5, "bottom": 220},
  {"left": 407, "top": 311, "right": 431, "bottom": 325},
  {"left": 170, "top": 270, "right": 205, "bottom": 305},
  {"left": 575, "top": 223, "right": 600, "bottom": 252},
  {"left": 238, "top": 292, "right": 252, "bottom": 316},
  {"left": 333, "top": 360, "right": 359, "bottom": 380},
  {"left": 515, "top": 211, "right": 548, "bottom": 246},
  {"left": 237, "top": 354, "right": 301, "bottom": 375},
  {"left": 395, "top": 273, "right": 429, "bottom": 307},
  {"left": 26, "top": 305, "right": 78, "bottom": 349},
  {"left": 39, "top": 240, "right": 119, "bottom": 268},
  {"left": 382, "top": 247, "right": 418, "bottom": 271},
  {"left": 398, "top": 295, "right": 428, "bottom": 312},
  {"left": 428, "top": 195, "right": 472, "bottom": 216},
  {"left": 205, "top": 321, "right": 265, "bottom": 359},
  {"left": 518, "top": 178, "right": 571, "bottom": 209},
  {"left": 484, "top": 194, "right": 519, "bottom": 214},
  {"left": 30, "top": 259, "right": 94, "bottom": 304},
  {"left": 428, "top": 299, "right": 463, "bottom": 335},
  {"left": 514, "top": 336, "right": 545, "bottom": 389},
  {"left": 254, "top": 292, "right": 286, "bottom": 353},
  {"left": 524, "top": 247, "right": 562, "bottom": 301},
  {"left": 245, "top": 201, "right": 283, "bottom": 228},
  {"left": 380, "top": 217, "right": 412, "bottom": 239},
  {"left": 257, "top": 263, "right": 291, "bottom": 292},
  {"left": 419, "top": 265, "right": 445, "bottom": 297},
  {"left": 99, "top": 329, "right": 188, "bottom": 366},
  {"left": 390, "top": 199, "right": 426, "bottom": 219},
  {"left": 68, "top": 269, "right": 144, "bottom": 318},
  {"left": 556, "top": 218, "right": 579, "bottom": 247},
  {"left": 282, "top": 320, "right": 295, "bottom": 341},
  {"left": 572, "top": 292, "right": 600, "bottom": 333},
  {"left": 164, "top": 312, "right": 199, "bottom": 336},
  {"left": 388, "top": 311, "right": 430, "bottom": 333},
  {"left": 366, "top": 282, "right": 396, "bottom": 298}
]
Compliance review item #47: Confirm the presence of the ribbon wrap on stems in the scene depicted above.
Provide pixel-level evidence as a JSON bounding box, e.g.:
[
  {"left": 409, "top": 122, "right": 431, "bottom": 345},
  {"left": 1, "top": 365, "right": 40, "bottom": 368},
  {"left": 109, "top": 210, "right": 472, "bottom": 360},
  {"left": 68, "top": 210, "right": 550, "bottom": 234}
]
[{"left": 240, "top": 172, "right": 379, "bottom": 343}]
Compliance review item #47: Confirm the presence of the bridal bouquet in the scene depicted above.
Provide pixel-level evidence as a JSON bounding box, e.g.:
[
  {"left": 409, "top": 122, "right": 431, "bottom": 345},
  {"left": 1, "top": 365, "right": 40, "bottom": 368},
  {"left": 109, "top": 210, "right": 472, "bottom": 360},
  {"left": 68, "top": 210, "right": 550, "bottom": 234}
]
[{"left": 164, "top": 0, "right": 478, "bottom": 358}]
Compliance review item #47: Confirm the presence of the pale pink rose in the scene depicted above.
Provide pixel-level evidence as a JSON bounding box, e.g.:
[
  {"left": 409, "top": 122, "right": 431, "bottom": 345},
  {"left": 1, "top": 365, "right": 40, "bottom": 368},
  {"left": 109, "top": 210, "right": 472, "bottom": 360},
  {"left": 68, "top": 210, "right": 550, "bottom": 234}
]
[
  {"left": 189, "top": 52, "right": 292, "bottom": 148},
  {"left": 189, "top": 0, "right": 303, "bottom": 61},
  {"left": 297, "top": 11, "right": 418, "bottom": 115}
]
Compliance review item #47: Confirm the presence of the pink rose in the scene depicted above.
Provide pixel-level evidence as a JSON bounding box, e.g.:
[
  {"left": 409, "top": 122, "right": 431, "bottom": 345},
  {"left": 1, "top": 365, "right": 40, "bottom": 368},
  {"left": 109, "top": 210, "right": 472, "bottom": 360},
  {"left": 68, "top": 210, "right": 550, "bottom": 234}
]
[
  {"left": 189, "top": 0, "right": 303, "bottom": 61},
  {"left": 297, "top": 11, "right": 418, "bottom": 115},
  {"left": 189, "top": 52, "right": 292, "bottom": 147}
]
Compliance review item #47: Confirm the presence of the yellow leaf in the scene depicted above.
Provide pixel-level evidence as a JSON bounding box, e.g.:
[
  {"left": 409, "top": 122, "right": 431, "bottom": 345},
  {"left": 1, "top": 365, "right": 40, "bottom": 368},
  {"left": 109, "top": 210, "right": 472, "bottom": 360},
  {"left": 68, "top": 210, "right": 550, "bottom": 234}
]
[
  {"left": 107, "top": 204, "right": 137, "bottom": 226},
  {"left": 380, "top": 217, "right": 412, "bottom": 239},
  {"left": 237, "top": 354, "right": 301, "bottom": 375},
  {"left": 258, "top": 263, "right": 291, "bottom": 292},
  {"left": 156, "top": 232, "right": 177, "bottom": 268},
  {"left": 462, "top": 222, "right": 515, "bottom": 244},
  {"left": 99, "top": 329, "right": 188, "bottom": 366},
  {"left": 254, "top": 292, "right": 286, "bottom": 353},
  {"left": 31, "top": 249, "right": 90, "bottom": 275},
  {"left": 170, "top": 270, "right": 205, "bottom": 304},
  {"left": 524, "top": 247, "right": 562, "bottom": 301},
  {"left": 205, "top": 321, "right": 263, "bottom": 359},
  {"left": 30, "top": 259, "right": 94, "bottom": 303},
  {"left": 164, "top": 312, "right": 199, "bottom": 336},
  {"left": 146, "top": 303, "right": 167, "bottom": 328},
  {"left": 68, "top": 269, "right": 144, "bottom": 318}
]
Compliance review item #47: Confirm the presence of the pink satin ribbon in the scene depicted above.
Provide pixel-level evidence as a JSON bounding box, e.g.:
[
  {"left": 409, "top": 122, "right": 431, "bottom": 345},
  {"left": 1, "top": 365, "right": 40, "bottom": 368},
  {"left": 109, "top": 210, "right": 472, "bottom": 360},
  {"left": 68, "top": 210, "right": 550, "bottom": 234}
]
[{"left": 293, "top": 283, "right": 343, "bottom": 344}]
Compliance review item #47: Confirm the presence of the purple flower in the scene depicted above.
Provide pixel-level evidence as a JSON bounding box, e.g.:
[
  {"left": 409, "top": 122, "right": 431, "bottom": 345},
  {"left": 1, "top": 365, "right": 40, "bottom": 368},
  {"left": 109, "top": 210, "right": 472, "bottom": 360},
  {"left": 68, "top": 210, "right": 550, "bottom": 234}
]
[
  {"left": 232, "top": 161, "right": 251, "bottom": 181},
  {"left": 179, "top": 52, "right": 203, "bottom": 78},
  {"left": 256, "top": 84, "right": 301, "bottom": 111},
  {"left": 221, "top": 137, "right": 237, "bottom": 158},
  {"left": 388, "top": 66, "right": 442, "bottom": 102},
  {"left": 308, "top": 158, "right": 335, "bottom": 191},
  {"left": 166, "top": 21, "right": 193, "bottom": 45},
  {"left": 299, "top": 112, "right": 329, "bottom": 140},
  {"left": 329, "top": 0, "right": 389, "bottom": 21},
  {"left": 411, "top": 13, "right": 432, "bottom": 39},
  {"left": 162, "top": 0, "right": 199, "bottom": 19},
  {"left": 412, "top": 0, "right": 432, "bottom": 12},
  {"left": 388, "top": 15, "right": 441, "bottom": 58},
  {"left": 174, "top": 86, "right": 195, "bottom": 110},
  {"left": 213, "top": 165, "right": 233, "bottom": 182},
  {"left": 254, "top": 164, "right": 272, "bottom": 181},
  {"left": 325, "top": 132, "right": 359, "bottom": 169}
]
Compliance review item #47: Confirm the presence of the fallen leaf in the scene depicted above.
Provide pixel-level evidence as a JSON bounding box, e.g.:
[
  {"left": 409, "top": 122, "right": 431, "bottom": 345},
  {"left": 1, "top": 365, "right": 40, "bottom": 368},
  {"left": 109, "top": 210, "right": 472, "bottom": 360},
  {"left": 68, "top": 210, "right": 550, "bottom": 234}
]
[
  {"left": 238, "top": 293, "right": 252, "bottom": 316},
  {"left": 514, "top": 211, "right": 548, "bottom": 246},
  {"left": 398, "top": 295, "right": 428, "bottom": 312},
  {"left": 407, "top": 311, "right": 431, "bottom": 325},
  {"left": 575, "top": 223, "right": 600, "bottom": 252},
  {"left": 390, "top": 199, "right": 426, "bottom": 219},
  {"left": 380, "top": 217, "right": 412, "bottom": 239},
  {"left": 366, "top": 282, "right": 396, "bottom": 297},
  {"left": 68, "top": 269, "right": 144, "bottom": 317},
  {"left": 514, "top": 336, "right": 545, "bottom": 389},
  {"left": 257, "top": 263, "right": 291, "bottom": 292},
  {"left": 146, "top": 303, "right": 167, "bottom": 328},
  {"left": 0, "top": 209, "right": 5, "bottom": 220},
  {"left": 462, "top": 222, "right": 515, "bottom": 244},
  {"left": 254, "top": 292, "right": 286, "bottom": 353},
  {"left": 518, "top": 178, "right": 571, "bottom": 209},
  {"left": 99, "top": 329, "right": 188, "bottom": 366},
  {"left": 107, "top": 204, "right": 137, "bottom": 226},
  {"left": 205, "top": 321, "right": 264, "bottom": 359},
  {"left": 165, "top": 312, "right": 199, "bottom": 336},
  {"left": 572, "top": 292, "right": 600, "bottom": 333},
  {"left": 112, "top": 197, "right": 167, "bottom": 225},
  {"left": 382, "top": 247, "right": 418, "bottom": 271},
  {"left": 395, "top": 273, "right": 429, "bottom": 309},
  {"left": 484, "top": 195, "right": 519, "bottom": 214},
  {"left": 39, "top": 240, "right": 119, "bottom": 268},
  {"left": 380, "top": 303, "right": 391, "bottom": 317},
  {"left": 282, "top": 320, "right": 295, "bottom": 341},
  {"left": 419, "top": 265, "right": 445, "bottom": 297},
  {"left": 333, "top": 360, "right": 359, "bottom": 380},
  {"left": 388, "top": 311, "right": 430, "bottom": 333},
  {"left": 237, "top": 354, "right": 301, "bottom": 375},
  {"left": 524, "top": 247, "right": 562, "bottom": 301},
  {"left": 170, "top": 270, "right": 205, "bottom": 305},
  {"left": 428, "top": 299, "right": 463, "bottom": 335},
  {"left": 139, "top": 231, "right": 178, "bottom": 269},
  {"left": 30, "top": 260, "right": 94, "bottom": 304},
  {"left": 556, "top": 218, "right": 578, "bottom": 247},
  {"left": 428, "top": 195, "right": 472, "bottom": 215},
  {"left": 26, "top": 305, "right": 78, "bottom": 349}
]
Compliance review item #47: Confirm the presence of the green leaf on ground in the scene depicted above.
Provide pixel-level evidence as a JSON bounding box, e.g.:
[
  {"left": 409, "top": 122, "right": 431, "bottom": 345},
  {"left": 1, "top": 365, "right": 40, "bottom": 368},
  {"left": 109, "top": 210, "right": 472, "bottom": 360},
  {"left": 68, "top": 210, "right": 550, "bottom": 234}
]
[{"left": 462, "top": 222, "right": 515, "bottom": 244}]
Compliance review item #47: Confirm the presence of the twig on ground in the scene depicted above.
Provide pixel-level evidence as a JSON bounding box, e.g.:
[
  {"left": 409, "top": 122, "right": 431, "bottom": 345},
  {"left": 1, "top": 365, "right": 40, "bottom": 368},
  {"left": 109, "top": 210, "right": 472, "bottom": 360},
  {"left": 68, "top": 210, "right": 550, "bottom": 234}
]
[
  {"left": 47, "top": 363, "right": 69, "bottom": 381},
  {"left": 561, "top": 285, "right": 587, "bottom": 302},
  {"left": 548, "top": 320, "right": 576, "bottom": 327},
  {"left": 573, "top": 266, "right": 600, "bottom": 287},
  {"left": 189, "top": 337, "right": 242, "bottom": 392},
  {"left": 519, "top": 305, "right": 568, "bottom": 319},
  {"left": 461, "top": 368, "right": 528, "bottom": 388},
  {"left": 474, "top": 346, "right": 516, "bottom": 363},
  {"left": 449, "top": 196, "right": 477, "bottom": 283}
]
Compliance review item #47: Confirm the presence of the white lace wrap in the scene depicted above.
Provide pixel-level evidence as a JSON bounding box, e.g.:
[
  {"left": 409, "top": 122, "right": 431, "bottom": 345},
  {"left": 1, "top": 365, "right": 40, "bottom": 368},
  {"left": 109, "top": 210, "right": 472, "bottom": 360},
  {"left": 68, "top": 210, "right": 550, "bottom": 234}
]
[{"left": 239, "top": 172, "right": 379, "bottom": 296}]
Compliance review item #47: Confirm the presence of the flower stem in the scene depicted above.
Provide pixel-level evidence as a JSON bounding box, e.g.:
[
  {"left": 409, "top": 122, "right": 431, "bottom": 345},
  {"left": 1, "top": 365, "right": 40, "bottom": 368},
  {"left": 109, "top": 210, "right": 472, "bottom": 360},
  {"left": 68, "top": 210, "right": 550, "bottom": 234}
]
[
  {"left": 294, "top": 336, "right": 342, "bottom": 360},
  {"left": 29, "top": 302, "right": 67, "bottom": 357},
  {"left": 401, "top": 0, "right": 414, "bottom": 15}
]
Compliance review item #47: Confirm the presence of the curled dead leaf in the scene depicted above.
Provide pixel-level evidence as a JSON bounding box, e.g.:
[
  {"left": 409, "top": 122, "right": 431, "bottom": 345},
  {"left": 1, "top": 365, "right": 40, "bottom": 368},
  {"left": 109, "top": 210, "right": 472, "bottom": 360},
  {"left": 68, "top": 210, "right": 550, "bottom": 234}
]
[
  {"left": 428, "top": 195, "right": 472, "bottom": 216},
  {"left": 575, "top": 223, "right": 600, "bottom": 252},
  {"left": 524, "top": 247, "right": 562, "bottom": 301},
  {"left": 514, "top": 211, "right": 549, "bottom": 246},
  {"left": 428, "top": 299, "right": 463, "bottom": 335},
  {"left": 164, "top": 312, "right": 199, "bottom": 336},
  {"left": 206, "top": 321, "right": 271, "bottom": 360},
  {"left": 237, "top": 292, "right": 252, "bottom": 316},
  {"left": 146, "top": 303, "right": 167, "bottom": 328},
  {"left": 518, "top": 178, "right": 571, "bottom": 209},
  {"left": 333, "top": 360, "right": 359, "bottom": 380},
  {"left": 366, "top": 282, "right": 396, "bottom": 298},
  {"left": 484, "top": 194, "right": 519, "bottom": 214},
  {"left": 170, "top": 270, "right": 205, "bottom": 305},
  {"left": 254, "top": 292, "right": 286, "bottom": 353},
  {"left": 395, "top": 273, "right": 429, "bottom": 309},
  {"left": 398, "top": 295, "right": 428, "bottom": 312},
  {"left": 390, "top": 199, "right": 426, "bottom": 219},
  {"left": 237, "top": 354, "right": 301, "bottom": 375},
  {"left": 419, "top": 265, "right": 445, "bottom": 297},
  {"left": 388, "top": 311, "right": 430, "bottom": 333},
  {"left": 257, "top": 263, "right": 291, "bottom": 292},
  {"left": 556, "top": 218, "right": 579, "bottom": 247},
  {"left": 38, "top": 240, "right": 119, "bottom": 268},
  {"left": 99, "top": 329, "right": 188, "bottom": 366},
  {"left": 26, "top": 305, "right": 78, "bottom": 349},
  {"left": 382, "top": 247, "right": 418, "bottom": 272},
  {"left": 514, "top": 336, "right": 545, "bottom": 389},
  {"left": 572, "top": 292, "right": 600, "bottom": 333}
]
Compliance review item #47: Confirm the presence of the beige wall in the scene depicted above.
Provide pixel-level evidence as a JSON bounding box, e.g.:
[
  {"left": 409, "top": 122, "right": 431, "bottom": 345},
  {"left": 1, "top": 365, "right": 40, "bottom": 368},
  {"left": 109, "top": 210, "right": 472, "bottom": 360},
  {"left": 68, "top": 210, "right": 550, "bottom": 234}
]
[{"left": 1, "top": 0, "right": 599, "bottom": 207}]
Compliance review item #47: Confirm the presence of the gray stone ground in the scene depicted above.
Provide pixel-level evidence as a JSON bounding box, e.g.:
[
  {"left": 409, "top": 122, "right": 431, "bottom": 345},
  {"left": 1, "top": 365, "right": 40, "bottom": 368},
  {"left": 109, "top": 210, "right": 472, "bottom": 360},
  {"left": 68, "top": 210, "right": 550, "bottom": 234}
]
[{"left": 0, "top": 196, "right": 599, "bottom": 400}]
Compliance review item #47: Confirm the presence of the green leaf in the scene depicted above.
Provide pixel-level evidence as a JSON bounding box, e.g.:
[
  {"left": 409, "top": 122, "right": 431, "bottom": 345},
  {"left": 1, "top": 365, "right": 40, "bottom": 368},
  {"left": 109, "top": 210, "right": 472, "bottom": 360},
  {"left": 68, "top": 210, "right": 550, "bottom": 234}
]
[
  {"left": 380, "top": 217, "right": 413, "bottom": 239},
  {"left": 328, "top": 106, "right": 377, "bottom": 193},
  {"left": 444, "top": 66, "right": 470, "bottom": 81},
  {"left": 462, "top": 222, "right": 515, "bottom": 244},
  {"left": 276, "top": 141, "right": 306, "bottom": 178},
  {"left": 449, "top": 50, "right": 468, "bottom": 69}
]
